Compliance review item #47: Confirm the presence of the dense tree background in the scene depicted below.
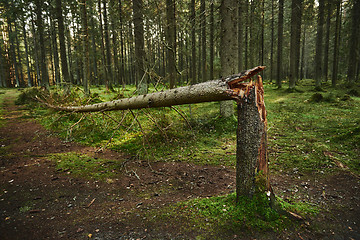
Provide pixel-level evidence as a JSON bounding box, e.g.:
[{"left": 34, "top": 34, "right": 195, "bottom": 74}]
[{"left": 0, "top": 0, "right": 359, "bottom": 90}]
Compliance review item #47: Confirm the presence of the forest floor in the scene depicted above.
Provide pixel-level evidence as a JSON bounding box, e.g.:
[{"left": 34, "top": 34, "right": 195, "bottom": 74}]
[{"left": 0, "top": 89, "right": 359, "bottom": 240}]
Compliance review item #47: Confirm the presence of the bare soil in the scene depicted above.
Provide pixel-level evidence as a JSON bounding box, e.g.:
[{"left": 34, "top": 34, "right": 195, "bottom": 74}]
[{"left": 0, "top": 92, "right": 359, "bottom": 240}]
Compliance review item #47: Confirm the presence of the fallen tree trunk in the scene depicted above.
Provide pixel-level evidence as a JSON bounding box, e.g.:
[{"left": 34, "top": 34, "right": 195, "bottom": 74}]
[
  {"left": 42, "top": 66, "right": 271, "bottom": 199},
  {"left": 44, "top": 66, "right": 266, "bottom": 113}
]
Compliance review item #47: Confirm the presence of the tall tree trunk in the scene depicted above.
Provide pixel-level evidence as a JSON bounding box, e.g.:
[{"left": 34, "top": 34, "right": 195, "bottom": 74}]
[
  {"left": 200, "top": 0, "right": 206, "bottom": 82},
  {"left": 55, "top": 0, "right": 70, "bottom": 89},
  {"left": 244, "top": 0, "right": 249, "bottom": 69},
  {"left": 238, "top": 0, "right": 243, "bottom": 73},
  {"left": 98, "top": 0, "right": 107, "bottom": 86},
  {"left": 118, "top": 0, "right": 125, "bottom": 87},
  {"left": 90, "top": 16, "right": 98, "bottom": 85},
  {"left": 346, "top": 0, "right": 360, "bottom": 83},
  {"left": 166, "top": 0, "right": 176, "bottom": 88},
  {"left": 300, "top": 27, "right": 306, "bottom": 80},
  {"left": 323, "top": 1, "right": 331, "bottom": 82},
  {"left": 103, "top": 0, "right": 113, "bottom": 90},
  {"left": 0, "top": 37, "right": 5, "bottom": 87},
  {"left": 50, "top": 17, "right": 60, "bottom": 86},
  {"left": 14, "top": 21, "right": 25, "bottom": 87},
  {"left": 80, "top": 0, "right": 90, "bottom": 95},
  {"left": 35, "top": 0, "right": 49, "bottom": 89},
  {"left": 332, "top": 0, "right": 341, "bottom": 87},
  {"left": 270, "top": 0, "right": 274, "bottom": 81},
  {"left": 260, "top": 0, "right": 265, "bottom": 67},
  {"left": 210, "top": 1, "right": 215, "bottom": 80},
  {"left": 289, "top": 0, "right": 302, "bottom": 89},
  {"left": 8, "top": 21, "right": 20, "bottom": 87},
  {"left": 22, "top": 19, "right": 32, "bottom": 87},
  {"left": 190, "top": 0, "right": 196, "bottom": 84},
  {"left": 219, "top": 0, "right": 237, "bottom": 118},
  {"left": 109, "top": 0, "right": 119, "bottom": 86},
  {"left": 314, "top": 0, "right": 325, "bottom": 89},
  {"left": 133, "top": 0, "right": 147, "bottom": 94},
  {"left": 276, "top": 0, "right": 284, "bottom": 88},
  {"left": 30, "top": 12, "right": 40, "bottom": 86}
]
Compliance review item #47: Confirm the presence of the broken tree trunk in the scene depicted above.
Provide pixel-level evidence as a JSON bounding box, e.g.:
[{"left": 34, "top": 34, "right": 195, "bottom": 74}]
[
  {"left": 236, "top": 75, "right": 270, "bottom": 200},
  {"left": 42, "top": 66, "right": 270, "bottom": 200}
]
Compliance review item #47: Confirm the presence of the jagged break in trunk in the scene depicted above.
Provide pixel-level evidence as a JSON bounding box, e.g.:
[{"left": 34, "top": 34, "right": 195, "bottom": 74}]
[{"left": 43, "top": 66, "right": 270, "bottom": 199}]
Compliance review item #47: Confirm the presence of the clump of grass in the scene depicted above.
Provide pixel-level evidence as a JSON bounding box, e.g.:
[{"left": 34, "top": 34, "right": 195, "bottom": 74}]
[
  {"left": 49, "top": 152, "right": 124, "bottom": 181},
  {"left": 150, "top": 192, "right": 316, "bottom": 238}
]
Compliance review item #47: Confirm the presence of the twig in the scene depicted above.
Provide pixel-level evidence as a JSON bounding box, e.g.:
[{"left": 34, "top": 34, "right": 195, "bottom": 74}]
[
  {"left": 87, "top": 198, "right": 96, "bottom": 208},
  {"left": 142, "top": 109, "right": 169, "bottom": 141},
  {"left": 132, "top": 170, "right": 140, "bottom": 180},
  {"left": 169, "top": 106, "right": 195, "bottom": 138}
]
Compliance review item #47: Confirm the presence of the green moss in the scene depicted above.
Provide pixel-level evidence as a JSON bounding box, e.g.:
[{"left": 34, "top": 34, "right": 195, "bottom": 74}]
[
  {"left": 48, "top": 152, "right": 125, "bottom": 181},
  {"left": 149, "top": 192, "right": 315, "bottom": 238}
]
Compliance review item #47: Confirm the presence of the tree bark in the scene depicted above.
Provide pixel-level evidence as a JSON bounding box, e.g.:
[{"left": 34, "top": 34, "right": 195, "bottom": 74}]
[
  {"left": 50, "top": 16, "right": 60, "bottom": 86},
  {"left": 103, "top": 0, "right": 113, "bottom": 90},
  {"left": 80, "top": 0, "right": 90, "bottom": 95},
  {"left": 8, "top": 20, "right": 20, "bottom": 87},
  {"left": 35, "top": 0, "right": 49, "bottom": 89},
  {"left": 323, "top": 1, "right": 331, "bottom": 82},
  {"left": 44, "top": 66, "right": 264, "bottom": 112},
  {"left": 289, "top": 0, "right": 302, "bottom": 89},
  {"left": 346, "top": 0, "right": 360, "bottom": 83},
  {"left": 200, "top": 0, "right": 206, "bottom": 82},
  {"left": 276, "top": 0, "right": 284, "bottom": 88},
  {"left": 166, "top": 0, "right": 176, "bottom": 88},
  {"left": 314, "top": 0, "right": 325, "bottom": 89},
  {"left": 270, "top": 0, "right": 274, "bottom": 81},
  {"left": 332, "top": 0, "right": 341, "bottom": 87},
  {"left": 190, "top": 0, "right": 196, "bottom": 84},
  {"left": 220, "top": 0, "right": 237, "bottom": 117},
  {"left": 56, "top": 0, "right": 70, "bottom": 88},
  {"left": 22, "top": 20, "right": 33, "bottom": 87},
  {"left": 133, "top": 0, "right": 147, "bottom": 94},
  {"left": 236, "top": 75, "right": 270, "bottom": 199},
  {"left": 210, "top": 1, "right": 214, "bottom": 81},
  {"left": 14, "top": 21, "right": 25, "bottom": 87}
]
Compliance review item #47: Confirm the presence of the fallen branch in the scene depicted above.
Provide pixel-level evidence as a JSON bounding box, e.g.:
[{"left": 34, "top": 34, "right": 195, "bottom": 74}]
[{"left": 41, "top": 66, "right": 266, "bottom": 113}]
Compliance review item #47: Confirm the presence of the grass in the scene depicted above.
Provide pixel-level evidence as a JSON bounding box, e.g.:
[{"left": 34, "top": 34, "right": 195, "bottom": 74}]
[
  {"left": 48, "top": 152, "right": 125, "bottom": 181},
  {"left": 18, "top": 80, "right": 358, "bottom": 175},
  {"left": 148, "top": 192, "right": 317, "bottom": 239},
  {"left": 2, "top": 80, "right": 359, "bottom": 235}
]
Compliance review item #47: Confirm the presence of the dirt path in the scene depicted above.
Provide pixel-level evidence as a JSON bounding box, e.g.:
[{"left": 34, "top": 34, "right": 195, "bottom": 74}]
[{"left": 0, "top": 90, "right": 359, "bottom": 240}]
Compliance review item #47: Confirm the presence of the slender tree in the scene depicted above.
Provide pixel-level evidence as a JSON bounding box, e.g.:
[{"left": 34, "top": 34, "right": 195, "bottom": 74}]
[
  {"left": 332, "top": 0, "right": 341, "bottom": 87},
  {"left": 103, "top": 0, "right": 113, "bottom": 90},
  {"left": 166, "top": 0, "right": 176, "bottom": 88},
  {"left": 219, "top": 0, "right": 237, "bottom": 117},
  {"left": 190, "top": 0, "right": 196, "bottom": 84},
  {"left": 8, "top": 20, "right": 20, "bottom": 87},
  {"left": 80, "top": 0, "right": 90, "bottom": 95},
  {"left": 323, "top": 1, "right": 332, "bottom": 82},
  {"left": 270, "top": 0, "right": 275, "bottom": 81},
  {"left": 276, "top": 0, "right": 284, "bottom": 88},
  {"left": 200, "top": 0, "right": 206, "bottom": 82},
  {"left": 347, "top": 0, "right": 360, "bottom": 83},
  {"left": 209, "top": 1, "right": 215, "bottom": 80},
  {"left": 56, "top": 0, "right": 70, "bottom": 89},
  {"left": 133, "top": 0, "right": 147, "bottom": 94},
  {"left": 289, "top": 0, "right": 302, "bottom": 89},
  {"left": 314, "top": 0, "right": 325, "bottom": 89}
]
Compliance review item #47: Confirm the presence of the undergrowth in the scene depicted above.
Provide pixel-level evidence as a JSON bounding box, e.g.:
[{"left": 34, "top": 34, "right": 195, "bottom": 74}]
[
  {"left": 149, "top": 192, "right": 318, "bottom": 238},
  {"left": 15, "top": 79, "right": 360, "bottom": 175}
]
